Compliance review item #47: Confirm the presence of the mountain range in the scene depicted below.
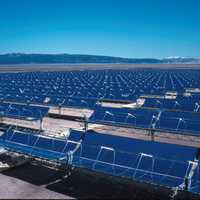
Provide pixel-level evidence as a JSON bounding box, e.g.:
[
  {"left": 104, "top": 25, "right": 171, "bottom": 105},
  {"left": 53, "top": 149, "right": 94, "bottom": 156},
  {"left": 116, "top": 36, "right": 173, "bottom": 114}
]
[{"left": 0, "top": 53, "right": 199, "bottom": 64}]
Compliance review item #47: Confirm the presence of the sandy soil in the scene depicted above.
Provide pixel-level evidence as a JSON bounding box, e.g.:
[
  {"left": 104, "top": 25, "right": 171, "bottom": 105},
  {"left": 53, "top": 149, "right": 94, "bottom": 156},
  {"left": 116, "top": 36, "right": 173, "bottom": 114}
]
[{"left": 0, "top": 63, "right": 200, "bottom": 73}]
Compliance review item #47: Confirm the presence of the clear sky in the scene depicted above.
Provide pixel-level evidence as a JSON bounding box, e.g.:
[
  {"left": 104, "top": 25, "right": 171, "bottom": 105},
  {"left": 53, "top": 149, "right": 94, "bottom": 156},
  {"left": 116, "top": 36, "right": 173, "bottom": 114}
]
[{"left": 0, "top": 0, "right": 200, "bottom": 58}]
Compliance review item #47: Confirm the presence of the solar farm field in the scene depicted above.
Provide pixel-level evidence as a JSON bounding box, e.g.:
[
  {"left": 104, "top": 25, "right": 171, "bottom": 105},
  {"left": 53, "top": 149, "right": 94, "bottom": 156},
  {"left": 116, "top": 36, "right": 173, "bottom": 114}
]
[
  {"left": 1, "top": 68, "right": 200, "bottom": 103},
  {"left": 0, "top": 66, "right": 200, "bottom": 199}
]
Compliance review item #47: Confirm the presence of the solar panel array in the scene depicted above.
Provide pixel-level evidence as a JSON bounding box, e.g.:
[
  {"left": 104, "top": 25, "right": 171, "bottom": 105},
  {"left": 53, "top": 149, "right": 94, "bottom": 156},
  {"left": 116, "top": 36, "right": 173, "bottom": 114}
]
[
  {"left": 0, "top": 128, "right": 199, "bottom": 192},
  {"left": 89, "top": 106, "right": 200, "bottom": 136},
  {"left": 1, "top": 69, "right": 200, "bottom": 135},
  {"left": 0, "top": 128, "right": 81, "bottom": 162},
  {"left": 71, "top": 129, "right": 200, "bottom": 191},
  {"left": 0, "top": 69, "right": 200, "bottom": 108},
  {"left": 0, "top": 69, "right": 200, "bottom": 194},
  {"left": 142, "top": 97, "right": 200, "bottom": 112},
  {"left": 0, "top": 102, "right": 49, "bottom": 121}
]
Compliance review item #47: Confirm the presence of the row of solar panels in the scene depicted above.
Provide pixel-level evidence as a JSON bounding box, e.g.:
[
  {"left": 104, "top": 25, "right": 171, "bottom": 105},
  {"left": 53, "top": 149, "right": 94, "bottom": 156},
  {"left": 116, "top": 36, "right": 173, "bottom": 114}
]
[
  {"left": 0, "top": 102, "right": 49, "bottom": 121},
  {"left": 1, "top": 94, "right": 200, "bottom": 137},
  {"left": 0, "top": 92, "right": 99, "bottom": 109},
  {"left": 89, "top": 107, "right": 200, "bottom": 136},
  {"left": 142, "top": 97, "right": 200, "bottom": 112},
  {"left": 2, "top": 90, "right": 200, "bottom": 113},
  {"left": 0, "top": 128, "right": 199, "bottom": 193},
  {"left": 1, "top": 69, "right": 200, "bottom": 101}
]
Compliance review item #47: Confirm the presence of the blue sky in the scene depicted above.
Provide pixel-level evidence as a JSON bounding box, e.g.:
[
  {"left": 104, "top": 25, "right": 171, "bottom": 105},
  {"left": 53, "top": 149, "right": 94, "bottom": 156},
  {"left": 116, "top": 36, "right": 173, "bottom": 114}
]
[{"left": 0, "top": 0, "right": 200, "bottom": 58}]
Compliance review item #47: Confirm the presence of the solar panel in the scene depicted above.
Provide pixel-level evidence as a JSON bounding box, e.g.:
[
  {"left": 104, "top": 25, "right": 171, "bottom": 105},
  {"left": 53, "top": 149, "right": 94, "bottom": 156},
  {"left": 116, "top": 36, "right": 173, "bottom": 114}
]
[
  {"left": 89, "top": 107, "right": 158, "bottom": 129},
  {"left": 0, "top": 128, "right": 199, "bottom": 192},
  {"left": 142, "top": 98, "right": 199, "bottom": 112},
  {"left": 70, "top": 129, "right": 199, "bottom": 189},
  {"left": 0, "top": 102, "right": 49, "bottom": 121},
  {"left": 89, "top": 106, "right": 200, "bottom": 136}
]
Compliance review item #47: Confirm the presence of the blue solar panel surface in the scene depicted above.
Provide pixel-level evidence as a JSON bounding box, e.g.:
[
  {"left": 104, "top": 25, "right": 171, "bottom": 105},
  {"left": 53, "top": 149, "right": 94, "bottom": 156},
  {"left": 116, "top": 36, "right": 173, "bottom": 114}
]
[
  {"left": 89, "top": 106, "right": 200, "bottom": 136},
  {"left": 0, "top": 128, "right": 199, "bottom": 191},
  {"left": 0, "top": 102, "right": 49, "bottom": 121},
  {"left": 0, "top": 129, "right": 81, "bottom": 161},
  {"left": 0, "top": 69, "right": 200, "bottom": 107},
  {"left": 1, "top": 69, "right": 200, "bottom": 135},
  {"left": 0, "top": 69, "right": 200, "bottom": 193},
  {"left": 142, "top": 98, "right": 200, "bottom": 112}
]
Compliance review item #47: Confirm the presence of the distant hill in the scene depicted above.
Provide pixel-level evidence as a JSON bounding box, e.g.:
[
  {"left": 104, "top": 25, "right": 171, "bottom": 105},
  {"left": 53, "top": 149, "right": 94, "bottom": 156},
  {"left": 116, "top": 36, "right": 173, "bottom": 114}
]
[
  {"left": 0, "top": 53, "right": 199, "bottom": 64},
  {"left": 162, "top": 57, "right": 200, "bottom": 64}
]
